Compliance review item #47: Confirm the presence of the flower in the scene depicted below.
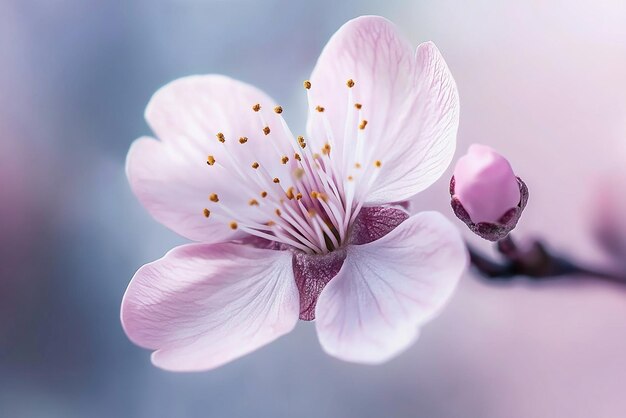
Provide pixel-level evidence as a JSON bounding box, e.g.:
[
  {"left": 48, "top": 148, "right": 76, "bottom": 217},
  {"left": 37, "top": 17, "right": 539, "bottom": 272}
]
[
  {"left": 121, "top": 16, "right": 467, "bottom": 371},
  {"left": 450, "top": 144, "right": 528, "bottom": 241}
]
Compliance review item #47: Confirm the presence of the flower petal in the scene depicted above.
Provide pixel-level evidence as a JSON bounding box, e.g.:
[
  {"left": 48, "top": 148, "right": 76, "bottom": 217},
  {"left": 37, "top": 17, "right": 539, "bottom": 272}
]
[
  {"left": 315, "top": 211, "right": 467, "bottom": 363},
  {"left": 121, "top": 243, "right": 299, "bottom": 371},
  {"left": 307, "top": 16, "right": 459, "bottom": 204},
  {"left": 128, "top": 75, "right": 294, "bottom": 242}
]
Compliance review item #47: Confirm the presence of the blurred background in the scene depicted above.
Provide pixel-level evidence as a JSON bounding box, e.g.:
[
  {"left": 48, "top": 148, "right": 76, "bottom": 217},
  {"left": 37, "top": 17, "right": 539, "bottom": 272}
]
[{"left": 2, "top": 0, "right": 626, "bottom": 417}]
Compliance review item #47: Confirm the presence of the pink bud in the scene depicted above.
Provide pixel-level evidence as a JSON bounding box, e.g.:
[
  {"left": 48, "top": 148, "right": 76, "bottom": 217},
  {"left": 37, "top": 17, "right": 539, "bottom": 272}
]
[{"left": 450, "top": 144, "right": 528, "bottom": 241}]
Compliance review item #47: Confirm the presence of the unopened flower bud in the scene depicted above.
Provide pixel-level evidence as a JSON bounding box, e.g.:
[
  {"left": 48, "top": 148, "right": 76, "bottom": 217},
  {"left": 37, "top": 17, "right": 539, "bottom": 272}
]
[{"left": 450, "top": 144, "right": 528, "bottom": 241}]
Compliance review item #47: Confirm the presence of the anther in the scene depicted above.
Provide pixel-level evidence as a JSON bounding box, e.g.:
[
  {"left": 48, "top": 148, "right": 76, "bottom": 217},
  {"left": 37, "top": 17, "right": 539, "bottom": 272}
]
[
  {"left": 310, "top": 191, "right": 319, "bottom": 199},
  {"left": 281, "top": 156, "right": 289, "bottom": 164},
  {"left": 354, "top": 103, "right": 362, "bottom": 110},
  {"left": 251, "top": 161, "right": 260, "bottom": 169},
  {"left": 375, "top": 160, "right": 382, "bottom": 168},
  {"left": 263, "top": 126, "right": 270, "bottom": 135},
  {"left": 203, "top": 208, "right": 211, "bottom": 218},
  {"left": 295, "top": 192, "right": 303, "bottom": 200},
  {"left": 355, "top": 163, "right": 362, "bottom": 169},
  {"left": 308, "top": 209, "right": 317, "bottom": 217},
  {"left": 297, "top": 135, "right": 306, "bottom": 149},
  {"left": 359, "top": 120, "right": 368, "bottom": 130},
  {"left": 239, "top": 136, "right": 248, "bottom": 144},
  {"left": 274, "top": 106, "right": 283, "bottom": 114},
  {"left": 346, "top": 79, "right": 355, "bottom": 88},
  {"left": 261, "top": 191, "right": 268, "bottom": 198},
  {"left": 294, "top": 153, "right": 301, "bottom": 161},
  {"left": 293, "top": 168, "right": 305, "bottom": 179},
  {"left": 303, "top": 80, "right": 312, "bottom": 89},
  {"left": 273, "top": 177, "right": 280, "bottom": 184},
  {"left": 252, "top": 103, "right": 261, "bottom": 112},
  {"left": 229, "top": 221, "right": 238, "bottom": 230},
  {"left": 315, "top": 106, "right": 325, "bottom": 112},
  {"left": 206, "top": 155, "right": 216, "bottom": 166},
  {"left": 209, "top": 193, "right": 219, "bottom": 202},
  {"left": 286, "top": 187, "right": 295, "bottom": 200},
  {"left": 216, "top": 132, "right": 225, "bottom": 143},
  {"left": 322, "top": 143, "right": 331, "bottom": 155},
  {"left": 275, "top": 208, "right": 282, "bottom": 216},
  {"left": 348, "top": 176, "right": 353, "bottom": 181},
  {"left": 266, "top": 221, "right": 276, "bottom": 226},
  {"left": 248, "top": 199, "right": 259, "bottom": 206}
]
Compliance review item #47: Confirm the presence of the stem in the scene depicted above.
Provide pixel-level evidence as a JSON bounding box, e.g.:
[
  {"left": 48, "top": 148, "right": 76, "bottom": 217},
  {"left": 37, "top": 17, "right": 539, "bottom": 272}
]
[{"left": 469, "top": 234, "right": 626, "bottom": 285}]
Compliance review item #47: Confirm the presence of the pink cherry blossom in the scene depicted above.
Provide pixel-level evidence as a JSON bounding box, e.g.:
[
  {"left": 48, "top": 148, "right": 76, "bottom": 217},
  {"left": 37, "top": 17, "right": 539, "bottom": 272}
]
[{"left": 121, "top": 15, "right": 467, "bottom": 371}]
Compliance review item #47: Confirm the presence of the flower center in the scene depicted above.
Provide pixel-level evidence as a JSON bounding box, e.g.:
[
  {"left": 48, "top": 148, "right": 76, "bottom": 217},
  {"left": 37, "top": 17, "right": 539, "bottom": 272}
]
[{"left": 201, "top": 79, "right": 383, "bottom": 254}]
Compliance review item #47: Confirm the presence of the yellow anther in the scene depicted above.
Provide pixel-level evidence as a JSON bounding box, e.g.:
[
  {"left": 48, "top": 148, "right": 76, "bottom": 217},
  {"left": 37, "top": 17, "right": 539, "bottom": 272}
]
[
  {"left": 229, "top": 221, "right": 238, "bottom": 230},
  {"left": 248, "top": 199, "right": 259, "bottom": 206},
  {"left": 209, "top": 193, "right": 219, "bottom": 202},
  {"left": 263, "top": 126, "right": 270, "bottom": 135},
  {"left": 354, "top": 103, "right": 362, "bottom": 110},
  {"left": 313, "top": 153, "right": 320, "bottom": 160},
  {"left": 216, "top": 132, "right": 225, "bottom": 143},
  {"left": 252, "top": 103, "right": 261, "bottom": 112},
  {"left": 374, "top": 160, "right": 382, "bottom": 168},
  {"left": 251, "top": 161, "right": 260, "bottom": 169},
  {"left": 286, "top": 187, "right": 295, "bottom": 200},
  {"left": 261, "top": 191, "right": 268, "bottom": 198},
  {"left": 346, "top": 79, "right": 355, "bottom": 88},
  {"left": 273, "top": 177, "right": 280, "bottom": 184},
  {"left": 281, "top": 156, "right": 289, "bottom": 164},
  {"left": 293, "top": 168, "right": 305, "bottom": 179},
  {"left": 310, "top": 191, "right": 319, "bottom": 199},
  {"left": 206, "top": 155, "right": 216, "bottom": 166},
  {"left": 315, "top": 106, "right": 325, "bottom": 112},
  {"left": 274, "top": 106, "right": 283, "bottom": 114},
  {"left": 318, "top": 193, "right": 328, "bottom": 202},
  {"left": 295, "top": 192, "right": 303, "bottom": 200},
  {"left": 294, "top": 153, "right": 301, "bottom": 161},
  {"left": 359, "top": 120, "right": 368, "bottom": 130},
  {"left": 203, "top": 208, "right": 210, "bottom": 218},
  {"left": 303, "top": 80, "right": 312, "bottom": 89},
  {"left": 322, "top": 143, "right": 331, "bottom": 155},
  {"left": 297, "top": 135, "right": 306, "bottom": 149},
  {"left": 239, "top": 136, "right": 248, "bottom": 144}
]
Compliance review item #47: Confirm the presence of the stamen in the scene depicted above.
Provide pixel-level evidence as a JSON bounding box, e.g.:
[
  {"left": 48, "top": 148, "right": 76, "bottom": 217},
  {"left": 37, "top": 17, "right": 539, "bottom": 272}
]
[
  {"left": 209, "top": 193, "right": 219, "bottom": 202},
  {"left": 354, "top": 103, "right": 362, "bottom": 110},
  {"left": 261, "top": 191, "right": 268, "bottom": 198},
  {"left": 375, "top": 160, "right": 382, "bottom": 168},
  {"left": 346, "top": 79, "right": 355, "bottom": 88},
  {"left": 274, "top": 106, "right": 283, "bottom": 114},
  {"left": 303, "top": 80, "right": 312, "bottom": 89},
  {"left": 248, "top": 199, "right": 259, "bottom": 206},
  {"left": 297, "top": 135, "right": 307, "bottom": 149},
  {"left": 229, "top": 221, "right": 238, "bottom": 230},
  {"left": 281, "top": 156, "right": 289, "bottom": 164},
  {"left": 355, "top": 163, "right": 362, "bottom": 169},
  {"left": 348, "top": 176, "right": 353, "bottom": 181},
  {"left": 275, "top": 209, "right": 282, "bottom": 216},
  {"left": 293, "top": 167, "right": 305, "bottom": 179},
  {"left": 315, "top": 106, "right": 325, "bottom": 112},
  {"left": 216, "top": 132, "right": 225, "bottom": 143},
  {"left": 206, "top": 155, "right": 216, "bottom": 166},
  {"left": 252, "top": 103, "right": 261, "bottom": 112},
  {"left": 251, "top": 161, "right": 260, "bottom": 169},
  {"left": 286, "top": 187, "right": 295, "bottom": 200},
  {"left": 239, "top": 136, "right": 248, "bottom": 144},
  {"left": 273, "top": 177, "right": 280, "bottom": 184},
  {"left": 294, "top": 153, "right": 301, "bottom": 161},
  {"left": 322, "top": 143, "right": 331, "bottom": 155},
  {"left": 203, "top": 208, "right": 210, "bottom": 218},
  {"left": 359, "top": 120, "right": 368, "bottom": 130},
  {"left": 263, "top": 126, "right": 271, "bottom": 135}
]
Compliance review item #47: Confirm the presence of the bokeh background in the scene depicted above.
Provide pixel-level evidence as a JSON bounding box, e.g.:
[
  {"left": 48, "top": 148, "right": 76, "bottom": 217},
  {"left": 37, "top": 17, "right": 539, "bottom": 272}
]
[{"left": 2, "top": 1, "right": 626, "bottom": 417}]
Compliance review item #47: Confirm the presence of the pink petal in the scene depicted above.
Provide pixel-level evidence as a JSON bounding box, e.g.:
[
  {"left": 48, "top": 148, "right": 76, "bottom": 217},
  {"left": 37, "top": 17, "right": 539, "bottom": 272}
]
[
  {"left": 121, "top": 243, "right": 299, "bottom": 371},
  {"left": 314, "top": 212, "right": 467, "bottom": 363},
  {"left": 128, "top": 75, "right": 293, "bottom": 242},
  {"left": 308, "top": 16, "right": 459, "bottom": 204}
]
